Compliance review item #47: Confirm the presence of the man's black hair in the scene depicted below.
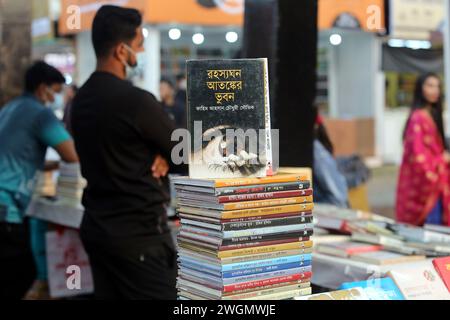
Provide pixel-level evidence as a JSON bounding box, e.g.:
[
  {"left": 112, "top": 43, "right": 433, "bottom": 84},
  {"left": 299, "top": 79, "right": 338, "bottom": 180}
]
[
  {"left": 160, "top": 77, "right": 175, "bottom": 89},
  {"left": 176, "top": 74, "right": 186, "bottom": 82},
  {"left": 92, "top": 5, "right": 142, "bottom": 58},
  {"left": 25, "top": 61, "right": 66, "bottom": 93}
]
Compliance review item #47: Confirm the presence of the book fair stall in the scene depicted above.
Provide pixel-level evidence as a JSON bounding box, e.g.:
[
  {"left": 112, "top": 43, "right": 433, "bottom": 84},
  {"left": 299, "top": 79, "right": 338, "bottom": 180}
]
[{"left": 22, "top": 58, "right": 450, "bottom": 301}]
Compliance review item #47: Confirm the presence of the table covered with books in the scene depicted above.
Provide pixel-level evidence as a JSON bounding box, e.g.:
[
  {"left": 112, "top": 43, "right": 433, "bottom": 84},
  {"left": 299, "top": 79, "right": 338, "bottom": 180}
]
[{"left": 308, "top": 204, "right": 450, "bottom": 300}]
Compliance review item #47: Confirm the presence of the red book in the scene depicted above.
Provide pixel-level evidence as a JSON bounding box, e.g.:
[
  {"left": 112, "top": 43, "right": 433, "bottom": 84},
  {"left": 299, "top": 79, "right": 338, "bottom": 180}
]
[
  {"left": 218, "top": 189, "right": 313, "bottom": 203},
  {"left": 221, "top": 211, "right": 312, "bottom": 223},
  {"left": 223, "top": 272, "right": 313, "bottom": 293},
  {"left": 433, "top": 257, "right": 450, "bottom": 292}
]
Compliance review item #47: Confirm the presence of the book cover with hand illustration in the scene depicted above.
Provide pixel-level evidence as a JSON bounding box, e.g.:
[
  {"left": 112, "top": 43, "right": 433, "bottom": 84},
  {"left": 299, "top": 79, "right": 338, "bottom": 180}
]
[{"left": 187, "top": 58, "right": 273, "bottom": 179}]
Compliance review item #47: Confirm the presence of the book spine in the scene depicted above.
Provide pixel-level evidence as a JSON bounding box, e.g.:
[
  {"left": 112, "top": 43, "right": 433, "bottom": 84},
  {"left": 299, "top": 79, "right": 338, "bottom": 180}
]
[
  {"left": 222, "top": 284, "right": 307, "bottom": 300},
  {"left": 223, "top": 272, "right": 312, "bottom": 293},
  {"left": 219, "top": 237, "right": 309, "bottom": 251},
  {"left": 262, "top": 58, "right": 273, "bottom": 176},
  {"left": 223, "top": 253, "right": 312, "bottom": 272},
  {"left": 222, "top": 261, "right": 312, "bottom": 279},
  {"left": 223, "top": 196, "right": 313, "bottom": 211},
  {"left": 221, "top": 203, "right": 314, "bottom": 219},
  {"left": 220, "top": 248, "right": 313, "bottom": 265},
  {"left": 214, "top": 175, "right": 309, "bottom": 188},
  {"left": 218, "top": 241, "right": 313, "bottom": 258},
  {"left": 222, "top": 279, "right": 311, "bottom": 297},
  {"left": 215, "top": 182, "right": 311, "bottom": 196},
  {"left": 223, "top": 216, "right": 313, "bottom": 231},
  {"left": 221, "top": 211, "right": 312, "bottom": 223},
  {"left": 221, "top": 230, "right": 313, "bottom": 246},
  {"left": 223, "top": 267, "right": 312, "bottom": 285},
  {"left": 223, "top": 224, "right": 313, "bottom": 239},
  {"left": 218, "top": 189, "right": 313, "bottom": 203}
]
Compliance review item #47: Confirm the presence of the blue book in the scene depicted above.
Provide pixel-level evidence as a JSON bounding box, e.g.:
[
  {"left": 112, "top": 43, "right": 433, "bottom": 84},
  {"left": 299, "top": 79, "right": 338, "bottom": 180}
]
[
  {"left": 178, "top": 254, "right": 312, "bottom": 273},
  {"left": 222, "top": 260, "right": 311, "bottom": 278},
  {"left": 222, "top": 253, "right": 312, "bottom": 272},
  {"left": 338, "top": 278, "right": 405, "bottom": 300}
]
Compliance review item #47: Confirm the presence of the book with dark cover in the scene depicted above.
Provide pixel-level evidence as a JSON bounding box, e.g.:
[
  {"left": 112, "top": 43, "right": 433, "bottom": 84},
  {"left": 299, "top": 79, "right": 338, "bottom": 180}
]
[
  {"left": 178, "top": 210, "right": 312, "bottom": 224},
  {"left": 179, "top": 229, "right": 313, "bottom": 247},
  {"left": 180, "top": 215, "right": 313, "bottom": 231},
  {"left": 215, "top": 181, "right": 311, "bottom": 196},
  {"left": 222, "top": 215, "right": 313, "bottom": 231},
  {"left": 187, "top": 58, "right": 272, "bottom": 179}
]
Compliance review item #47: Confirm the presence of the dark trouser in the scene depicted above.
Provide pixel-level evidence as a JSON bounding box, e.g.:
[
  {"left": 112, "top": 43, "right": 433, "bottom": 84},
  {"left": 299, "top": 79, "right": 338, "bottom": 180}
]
[
  {"left": 81, "top": 233, "right": 177, "bottom": 300},
  {"left": 0, "top": 221, "right": 37, "bottom": 299}
]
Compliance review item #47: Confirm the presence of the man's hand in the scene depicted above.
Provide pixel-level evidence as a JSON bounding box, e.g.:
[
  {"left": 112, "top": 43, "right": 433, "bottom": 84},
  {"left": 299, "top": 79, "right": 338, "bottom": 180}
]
[{"left": 152, "top": 155, "right": 169, "bottom": 179}]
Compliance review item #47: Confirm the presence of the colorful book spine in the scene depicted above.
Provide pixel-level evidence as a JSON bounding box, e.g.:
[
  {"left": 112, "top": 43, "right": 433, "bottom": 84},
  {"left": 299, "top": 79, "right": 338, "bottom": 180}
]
[
  {"left": 218, "top": 241, "right": 313, "bottom": 258},
  {"left": 218, "top": 189, "right": 313, "bottom": 203},
  {"left": 219, "top": 237, "right": 310, "bottom": 251},
  {"left": 222, "top": 215, "right": 313, "bottom": 231},
  {"left": 222, "top": 261, "right": 312, "bottom": 279},
  {"left": 223, "top": 272, "right": 312, "bottom": 293},
  {"left": 222, "top": 223, "right": 314, "bottom": 238},
  {"left": 213, "top": 174, "right": 310, "bottom": 188},
  {"left": 222, "top": 196, "right": 313, "bottom": 211},
  {"left": 223, "top": 253, "right": 312, "bottom": 272},
  {"left": 223, "top": 267, "right": 312, "bottom": 285},
  {"left": 221, "top": 211, "right": 312, "bottom": 223},
  {"left": 215, "top": 181, "right": 311, "bottom": 196},
  {"left": 179, "top": 253, "right": 312, "bottom": 273},
  {"left": 222, "top": 283, "right": 311, "bottom": 300},
  {"left": 222, "top": 279, "right": 312, "bottom": 297}
]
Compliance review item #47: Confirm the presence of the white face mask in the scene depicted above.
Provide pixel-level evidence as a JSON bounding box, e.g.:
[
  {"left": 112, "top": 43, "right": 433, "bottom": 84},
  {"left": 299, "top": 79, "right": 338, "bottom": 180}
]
[
  {"left": 46, "top": 88, "right": 65, "bottom": 111},
  {"left": 122, "top": 44, "right": 146, "bottom": 80},
  {"left": 179, "top": 79, "right": 187, "bottom": 91}
]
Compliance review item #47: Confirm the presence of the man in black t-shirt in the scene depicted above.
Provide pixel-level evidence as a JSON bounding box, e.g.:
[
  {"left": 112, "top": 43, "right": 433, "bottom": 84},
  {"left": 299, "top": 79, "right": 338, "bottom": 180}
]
[{"left": 71, "top": 6, "right": 179, "bottom": 300}]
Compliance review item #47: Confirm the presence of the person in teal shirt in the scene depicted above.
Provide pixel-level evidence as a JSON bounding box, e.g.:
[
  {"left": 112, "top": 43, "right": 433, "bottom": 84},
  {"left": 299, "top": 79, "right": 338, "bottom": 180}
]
[{"left": 0, "top": 61, "right": 79, "bottom": 299}]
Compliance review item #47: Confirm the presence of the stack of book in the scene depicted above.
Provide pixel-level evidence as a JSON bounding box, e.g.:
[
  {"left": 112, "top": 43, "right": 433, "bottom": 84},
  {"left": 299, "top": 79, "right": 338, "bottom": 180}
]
[
  {"left": 56, "top": 163, "right": 86, "bottom": 209},
  {"left": 34, "top": 171, "right": 56, "bottom": 197},
  {"left": 174, "top": 172, "right": 314, "bottom": 300}
]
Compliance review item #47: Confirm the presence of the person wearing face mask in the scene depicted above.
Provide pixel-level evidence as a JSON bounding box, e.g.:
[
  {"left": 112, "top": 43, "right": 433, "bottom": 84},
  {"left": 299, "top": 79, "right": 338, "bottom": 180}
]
[
  {"left": 0, "top": 61, "right": 79, "bottom": 299},
  {"left": 71, "top": 6, "right": 183, "bottom": 300}
]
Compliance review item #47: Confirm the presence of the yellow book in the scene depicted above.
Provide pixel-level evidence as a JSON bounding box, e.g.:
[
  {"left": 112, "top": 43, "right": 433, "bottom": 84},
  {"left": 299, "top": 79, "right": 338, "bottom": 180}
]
[
  {"left": 174, "top": 172, "right": 310, "bottom": 188},
  {"left": 178, "top": 203, "right": 314, "bottom": 219},
  {"left": 221, "top": 196, "right": 313, "bottom": 211},
  {"left": 218, "top": 241, "right": 313, "bottom": 258}
]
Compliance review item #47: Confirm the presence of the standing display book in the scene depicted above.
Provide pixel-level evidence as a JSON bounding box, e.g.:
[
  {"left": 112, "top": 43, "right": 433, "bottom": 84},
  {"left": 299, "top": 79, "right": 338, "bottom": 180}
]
[{"left": 187, "top": 59, "right": 273, "bottom": 179}]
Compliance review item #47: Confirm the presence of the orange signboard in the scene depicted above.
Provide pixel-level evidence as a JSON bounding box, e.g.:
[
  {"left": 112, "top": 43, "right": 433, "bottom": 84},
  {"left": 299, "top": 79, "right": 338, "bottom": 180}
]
[
  {"left": 59, "top": 0, "right": 244, "bottom": 35},
  {"left": 319, "top": 0, "right": 385, "bottom": 32},
  {"left": 59, "top": 0, "right": 384, "bottom": 35}
]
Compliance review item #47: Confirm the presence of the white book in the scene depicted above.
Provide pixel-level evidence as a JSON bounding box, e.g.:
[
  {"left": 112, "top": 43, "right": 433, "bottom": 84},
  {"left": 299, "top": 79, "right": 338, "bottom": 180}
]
[
  {"left": 387, "top": 261, "right": 450, "bottom": 300},
  {"left": 295, "top": 287, "right": 370, "bottom": 300}
]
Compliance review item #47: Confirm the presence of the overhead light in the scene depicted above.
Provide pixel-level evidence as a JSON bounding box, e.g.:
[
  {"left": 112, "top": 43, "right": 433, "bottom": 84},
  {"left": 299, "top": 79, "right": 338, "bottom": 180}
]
[
  {"left": 405, "top": 40, "right": 431, "bottom": 50},
  {"left": 329, "top": 34, "right": 342, "bottom": 46},
  {"left": 388, "top": 39, "right": 405, "bottom": 48},
  {"left": 192, "top": 33, "right": 205, "bottom": 45},
  {"left": 142, "top": 28, "right": 149, "bottom": 38},
  {"left": 388, "top": 39, "right": 432, "bottom": 50},
  {"left": 225, "top": 31, "right": 239, "bottom": 43},
  {"left": 169, "top": 28, "right": 181, "bottom": 40}
]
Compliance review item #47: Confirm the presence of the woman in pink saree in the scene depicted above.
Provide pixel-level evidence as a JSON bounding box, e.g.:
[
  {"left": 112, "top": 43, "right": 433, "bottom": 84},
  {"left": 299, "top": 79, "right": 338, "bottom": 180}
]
[{"left": 396, "top": 73, "right": 450, "bottom": 226}]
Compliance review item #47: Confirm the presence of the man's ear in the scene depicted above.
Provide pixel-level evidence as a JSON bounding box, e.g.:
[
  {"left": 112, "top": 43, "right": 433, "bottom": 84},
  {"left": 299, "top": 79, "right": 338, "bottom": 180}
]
[
  {"left": 114, "top": 43, "right": 126, "bottom": 63},
  {"left": 35, "top": 83, "right": 48, "bottom": 102}
]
